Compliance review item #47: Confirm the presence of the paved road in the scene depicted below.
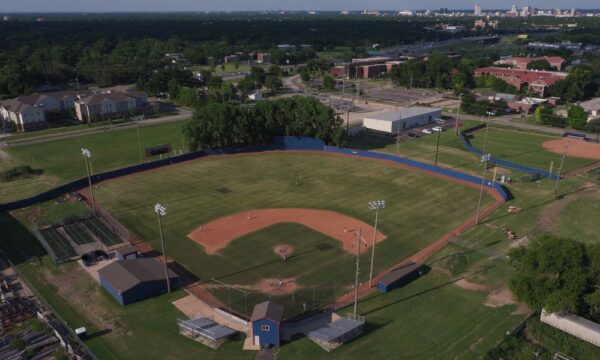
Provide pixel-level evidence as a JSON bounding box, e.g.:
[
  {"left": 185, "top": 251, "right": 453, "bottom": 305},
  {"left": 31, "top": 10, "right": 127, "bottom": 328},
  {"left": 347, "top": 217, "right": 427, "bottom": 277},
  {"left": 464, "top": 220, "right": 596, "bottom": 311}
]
[
  {"left": 447, "top": 111, "right": 598, "bottom": 137},
  {"left": 2, "top": 108, "right": 192, "bottom": 147}
]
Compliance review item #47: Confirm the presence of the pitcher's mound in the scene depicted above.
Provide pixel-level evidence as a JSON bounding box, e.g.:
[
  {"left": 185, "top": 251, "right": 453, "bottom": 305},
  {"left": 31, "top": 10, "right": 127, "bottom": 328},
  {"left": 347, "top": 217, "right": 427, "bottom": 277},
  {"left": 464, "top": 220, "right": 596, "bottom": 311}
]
[
  {"left": 273, "top": 244, "right": 294, "bottom": 257},
  {"left": 257, "top": 278, "right": 299, "bottom": 294}
]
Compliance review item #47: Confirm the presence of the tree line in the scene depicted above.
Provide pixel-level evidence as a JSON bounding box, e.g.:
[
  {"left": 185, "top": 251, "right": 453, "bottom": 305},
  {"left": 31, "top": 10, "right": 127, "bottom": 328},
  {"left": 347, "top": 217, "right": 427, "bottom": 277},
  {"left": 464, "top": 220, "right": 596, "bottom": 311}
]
[
  {"left": 509, "top": 235, "right": 600, "bottom": 321},
  {"left": 182, "top": 96, "right": 345, "bottom": 151}
]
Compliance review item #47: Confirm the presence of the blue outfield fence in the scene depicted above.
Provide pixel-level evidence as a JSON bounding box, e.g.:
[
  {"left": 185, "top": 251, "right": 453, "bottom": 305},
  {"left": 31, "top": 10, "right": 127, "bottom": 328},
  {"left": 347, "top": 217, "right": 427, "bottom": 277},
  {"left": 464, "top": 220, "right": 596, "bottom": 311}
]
[
  {"left": 460, "top": 126, "right": 560, "bottom": 180},
  {"left": 0, "top": 136, "right": 508, "bottom": 212}
]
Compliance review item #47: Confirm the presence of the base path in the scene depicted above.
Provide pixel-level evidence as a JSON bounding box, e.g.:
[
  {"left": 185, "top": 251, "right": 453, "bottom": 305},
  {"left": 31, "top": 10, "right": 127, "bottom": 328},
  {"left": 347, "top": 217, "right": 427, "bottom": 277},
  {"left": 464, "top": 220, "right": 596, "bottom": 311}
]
[
  {"left": 187, "top": 208, "right": 386, "bottom": 255},
  {"left": 542, "top": 138, "right": 600, "bottom": 160}
]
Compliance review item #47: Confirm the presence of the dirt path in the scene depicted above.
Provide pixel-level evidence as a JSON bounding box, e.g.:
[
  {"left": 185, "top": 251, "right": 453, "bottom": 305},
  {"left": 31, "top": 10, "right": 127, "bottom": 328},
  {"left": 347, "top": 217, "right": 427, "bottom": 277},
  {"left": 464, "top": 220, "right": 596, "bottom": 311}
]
[
  {"left": 187, "top": 208, "right": 386, "bottom": 255},
  {"left": 542, "top": 138, "right": 600, "bottom": 160}
]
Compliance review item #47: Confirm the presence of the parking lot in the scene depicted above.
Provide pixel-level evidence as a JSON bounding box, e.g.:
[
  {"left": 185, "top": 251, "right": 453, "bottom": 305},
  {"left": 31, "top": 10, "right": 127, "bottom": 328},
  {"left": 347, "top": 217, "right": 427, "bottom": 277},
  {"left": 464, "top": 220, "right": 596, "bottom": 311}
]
[{"left": 366, "top": 87, "right": 445, "bottom": 106}]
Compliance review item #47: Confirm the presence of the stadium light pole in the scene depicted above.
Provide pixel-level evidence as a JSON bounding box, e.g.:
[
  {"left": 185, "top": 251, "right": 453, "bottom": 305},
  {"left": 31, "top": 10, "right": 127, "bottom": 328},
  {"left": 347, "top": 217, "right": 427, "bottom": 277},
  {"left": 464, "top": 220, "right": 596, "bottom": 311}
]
[
  {"left": 81, "top": 148, "right": 96, "bottom": 216},
  {"left": 455, "top": 93, "right": 463, "bottom": 136},
  {"left": 368, "top": 200, "right": 386, "bottom": 287},
  {"left": 154, "top": 203, "right": 171, "bottom": 294},
  {"left": 353, "top": 227, "right": 362, "bottom": 316},
  {"left": 475, "top": 153, "right": 492, "bottom": 225},
  {"left": 434, "top": 118, "right": 445, "bottom": 167},
  {"left": 554, "top": 138, "right": 569, "bottom": 200}
]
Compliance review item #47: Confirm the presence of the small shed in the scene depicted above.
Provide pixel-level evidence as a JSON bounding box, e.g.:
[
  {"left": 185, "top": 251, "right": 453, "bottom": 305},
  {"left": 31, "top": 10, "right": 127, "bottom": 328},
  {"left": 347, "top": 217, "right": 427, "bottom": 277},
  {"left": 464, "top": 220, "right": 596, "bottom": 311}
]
[
  {"left": 250, "top": 301, "right": 284, "bottom": 347},
  {"left": 113, "top": 245, "right": 139, "bottom": 261},
  {"left": 377, "top": 262, "right": 422, "bottom": 293},
  {"left": 98, "top": 258, "right": 179, "bottom": 305}
]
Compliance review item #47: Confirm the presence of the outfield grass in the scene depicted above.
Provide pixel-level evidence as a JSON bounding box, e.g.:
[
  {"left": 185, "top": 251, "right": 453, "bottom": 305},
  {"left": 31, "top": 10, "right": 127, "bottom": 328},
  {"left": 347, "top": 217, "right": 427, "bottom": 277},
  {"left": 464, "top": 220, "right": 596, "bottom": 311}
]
[
  {"left": 468, "top": 127, "right": 596, "bottom": 174},
  {"left": 279, "top": 253, "right": 525, "bottom": 359},
  {"left": 0, "top": 120, "right": 190, "bottom": 203},
  {"left": 93, "top": 152, "right": 494, "bottom": 308}
]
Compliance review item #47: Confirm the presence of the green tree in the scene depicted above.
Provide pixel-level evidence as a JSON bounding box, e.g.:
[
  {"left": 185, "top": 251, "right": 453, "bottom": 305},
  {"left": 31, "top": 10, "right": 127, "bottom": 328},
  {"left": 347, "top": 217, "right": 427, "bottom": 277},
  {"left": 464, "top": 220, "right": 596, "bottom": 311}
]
[
  {"left": 322, "top": 75, "right": 336, "bottom": 91},
  {"left": 509, "top": 236, "right": 588, "bottom": 313},
  {"left": 299, "top": 67, "right": 310, "bottom": 83},
  {"left": 264, "top": 75, "right": 282, "bottom": 93},
  {"left": 526, "top": 59, "right": 553, "bottom": 71},
  {"left": 167, "top": 79, "right": 180, "bottom": 100},
  {"left": 567, "top": 105, "right": 588, "bottom": 129},
  {"left": 534, "top": 105, "right": 553, "bottom": 125}
]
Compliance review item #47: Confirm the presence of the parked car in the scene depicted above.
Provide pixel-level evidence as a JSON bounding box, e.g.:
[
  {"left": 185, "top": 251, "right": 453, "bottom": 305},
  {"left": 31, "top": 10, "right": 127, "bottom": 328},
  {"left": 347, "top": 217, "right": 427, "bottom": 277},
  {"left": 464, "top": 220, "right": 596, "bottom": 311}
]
[
  {"left": 432, "top": 126, "right": 443, "bottom": 132},
  {"left": 422, "top": 129, "right": 432, "bottom": 134}
]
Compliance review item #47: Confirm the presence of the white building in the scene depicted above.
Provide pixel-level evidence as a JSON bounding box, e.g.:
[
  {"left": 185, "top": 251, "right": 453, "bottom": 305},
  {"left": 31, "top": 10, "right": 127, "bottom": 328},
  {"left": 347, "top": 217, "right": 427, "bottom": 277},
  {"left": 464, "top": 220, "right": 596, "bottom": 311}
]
[
  {"left": 0, "top": 99, "right": 46, "bottom": 131},
  {"left": 74, "top": 91, "right": 147, "bottom": 123},
  {"left": 362, "top": 107, "right": 442, "bottom": 134},
  {"left": 474, "top": 4, "right": 482, "bottom": 16},
  {"left": 579, "top": 98, "right": 600, "bottom": 121}
]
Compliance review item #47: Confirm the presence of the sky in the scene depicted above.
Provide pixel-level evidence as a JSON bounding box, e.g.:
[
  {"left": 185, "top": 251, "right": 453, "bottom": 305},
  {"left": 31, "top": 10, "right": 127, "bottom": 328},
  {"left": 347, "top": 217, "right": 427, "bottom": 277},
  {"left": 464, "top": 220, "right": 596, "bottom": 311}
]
[{"left": 0, "top": 1, "right": 597, "bottom": 13}]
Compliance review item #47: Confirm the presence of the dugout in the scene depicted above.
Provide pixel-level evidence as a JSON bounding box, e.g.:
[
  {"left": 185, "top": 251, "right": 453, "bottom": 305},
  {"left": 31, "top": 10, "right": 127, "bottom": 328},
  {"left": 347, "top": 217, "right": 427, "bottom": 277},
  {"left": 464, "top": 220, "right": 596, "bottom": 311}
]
[
  {"left": 99, "top": 258, "right": 179, "bottom": 305},
  {"left": 377, "top": 262, "right": 422, "bottom": 293},
  {"left": 250, "top": 301, "right": 284, "bottom": 347}
]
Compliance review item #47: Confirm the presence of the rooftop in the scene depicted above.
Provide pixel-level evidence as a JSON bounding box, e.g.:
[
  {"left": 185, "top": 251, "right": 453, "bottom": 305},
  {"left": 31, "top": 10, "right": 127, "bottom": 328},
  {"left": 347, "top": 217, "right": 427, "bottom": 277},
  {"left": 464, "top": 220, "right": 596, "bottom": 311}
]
[
  {"left": 378, "top": 261, "right": 420, "bottom": 286},
  {"left": 580, "top": 98, "right": 600, "bottom": 111},
  {"left": 365, "top": 107, "right": 441, "bottom": 122},
  {"left": 250, "top": 301, "right": 284, "bottom": 322},
  {"left": 98, "top": 258, "right": 177, "bottom": 292}
]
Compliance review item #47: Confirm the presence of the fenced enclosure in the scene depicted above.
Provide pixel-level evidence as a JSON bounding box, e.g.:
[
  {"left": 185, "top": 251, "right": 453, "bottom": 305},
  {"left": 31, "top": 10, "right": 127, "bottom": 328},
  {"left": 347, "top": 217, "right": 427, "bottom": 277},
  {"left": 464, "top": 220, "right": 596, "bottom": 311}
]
[
  {"left": 201, "top": 278, "right": 353, "bottom": 321},
  {"left": 35, "top": 215, "right": 127, "bottom": 263}
]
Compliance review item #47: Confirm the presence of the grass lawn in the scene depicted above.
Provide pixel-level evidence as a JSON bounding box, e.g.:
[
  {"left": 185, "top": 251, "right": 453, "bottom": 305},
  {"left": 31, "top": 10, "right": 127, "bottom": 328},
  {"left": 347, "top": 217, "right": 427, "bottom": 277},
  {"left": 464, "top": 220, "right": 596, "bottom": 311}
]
[
  {"left": 279, "top": 249, "right": 526, "bottom": 359},
  {"left": 0, "top": 119, "right": 190, "bottom": 203},
  {"left": 93, "top": 152, "right": 494, "bottom": 312},
  {"left": 191, "top": 63, "right": 252, "bottom": 74},
  {"left": 347, "top": 121, "right": 485, "bottom": 175},
  {"left": 555, "top": 196, "right": 600, "bottom": 244},
  {"left": 467, "top": 127, "right": 596, "bottom": 173}
]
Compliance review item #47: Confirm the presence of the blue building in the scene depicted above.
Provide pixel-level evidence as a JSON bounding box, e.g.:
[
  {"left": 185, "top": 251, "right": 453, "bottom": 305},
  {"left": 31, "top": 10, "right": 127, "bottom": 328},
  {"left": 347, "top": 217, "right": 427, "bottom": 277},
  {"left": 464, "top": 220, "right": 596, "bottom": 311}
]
[
  {"left": 377, "top": 261, "right": 421, "bottom": 293},
  {"left": 250, "top": 301, "right": 284, "bottom": 347},
  {"left": 98, "top": 258, "right": 179, "bottom": 305}
]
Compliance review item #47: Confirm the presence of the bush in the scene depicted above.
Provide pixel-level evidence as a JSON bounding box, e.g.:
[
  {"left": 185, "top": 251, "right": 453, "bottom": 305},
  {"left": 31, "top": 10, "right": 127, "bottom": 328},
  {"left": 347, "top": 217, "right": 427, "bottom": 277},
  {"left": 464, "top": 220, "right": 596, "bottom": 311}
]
[{"left": 0, "top": 166, "right": 43, "bottom": 182}]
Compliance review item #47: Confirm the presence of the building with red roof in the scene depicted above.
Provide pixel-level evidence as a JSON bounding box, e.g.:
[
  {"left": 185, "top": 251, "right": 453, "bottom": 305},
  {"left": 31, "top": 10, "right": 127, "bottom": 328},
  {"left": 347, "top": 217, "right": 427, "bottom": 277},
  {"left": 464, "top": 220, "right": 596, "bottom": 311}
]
[
  {"left": 494, "top": 56, "right": 566, "bottom": 71},
  {"left": 474, "top": 67, "right": 568, "bottom": 97}
]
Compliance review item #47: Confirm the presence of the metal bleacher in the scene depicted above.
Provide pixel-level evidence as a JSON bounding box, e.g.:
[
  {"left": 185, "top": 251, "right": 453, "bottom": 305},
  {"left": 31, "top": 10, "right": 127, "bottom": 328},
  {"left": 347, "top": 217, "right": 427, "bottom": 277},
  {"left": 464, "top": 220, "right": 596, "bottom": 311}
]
[{"left": 177, "top": 317, "right": 237, "bottom": 341}]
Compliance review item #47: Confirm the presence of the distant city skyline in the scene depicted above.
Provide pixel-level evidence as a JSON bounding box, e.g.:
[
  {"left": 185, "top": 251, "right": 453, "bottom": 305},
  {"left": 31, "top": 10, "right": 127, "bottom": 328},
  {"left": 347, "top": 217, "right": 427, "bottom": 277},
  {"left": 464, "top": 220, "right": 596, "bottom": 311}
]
[{"left": 1, "top": 1, "right": 599, "bottom": 13}]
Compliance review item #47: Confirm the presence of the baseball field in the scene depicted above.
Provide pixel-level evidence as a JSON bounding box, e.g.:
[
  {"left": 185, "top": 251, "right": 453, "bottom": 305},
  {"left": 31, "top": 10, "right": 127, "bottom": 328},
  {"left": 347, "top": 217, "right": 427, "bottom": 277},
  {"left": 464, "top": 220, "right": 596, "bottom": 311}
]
[{"left": 90, "top": 151, "right": 497, "bottom": 317}]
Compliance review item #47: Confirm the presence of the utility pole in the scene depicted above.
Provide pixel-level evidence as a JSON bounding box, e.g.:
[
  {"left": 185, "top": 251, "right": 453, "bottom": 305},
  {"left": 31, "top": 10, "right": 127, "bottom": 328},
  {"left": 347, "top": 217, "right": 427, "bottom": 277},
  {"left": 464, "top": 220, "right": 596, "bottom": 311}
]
[
  {"left": 154, "top": 203, "right": 171, "bottom": 294},
  {"left": 554, "top": 139, "right": 568, "bottom": 200},
  {"left": 81, "top": 148, "right": 96, "bottom": 216},
  {"left": 353, "top": 227, "right": 362, "bottom": 316},
  {"left": 455, "top": 93, "right": 463, "bottom": 136},
  {"left": 137, "top": 125, "right": 143, "bottom": 163},
  {"left": 396, "top": 128, "right": 400, "bottom": 155},
  {"left": 434, "top": 118, "right": 445, "bottom": 167}
]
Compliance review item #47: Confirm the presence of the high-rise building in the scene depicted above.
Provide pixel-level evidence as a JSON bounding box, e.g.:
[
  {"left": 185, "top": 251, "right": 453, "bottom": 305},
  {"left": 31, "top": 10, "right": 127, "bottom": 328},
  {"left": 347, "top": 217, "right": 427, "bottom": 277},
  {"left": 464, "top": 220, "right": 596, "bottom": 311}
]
[
  {"left": 474, "top": 4, "right": 482, "bottom": 16},
  {"left": 511, "top": 5, "right": 518, "bottom": 14}
]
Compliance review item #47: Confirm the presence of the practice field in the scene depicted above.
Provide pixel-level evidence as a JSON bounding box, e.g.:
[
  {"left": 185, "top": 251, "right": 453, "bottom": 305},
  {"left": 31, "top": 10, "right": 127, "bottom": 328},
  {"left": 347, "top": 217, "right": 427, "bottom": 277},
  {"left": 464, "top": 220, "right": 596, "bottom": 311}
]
[
  {"left": 365, "top": 87, "right": 443, "bottom": 106},
  {"left": 0, "top": 120, "right": 189, "bottom": 203},
  {"left": 468, "top": 127, "right": 597, "bottom": 174},
  {"left": 92, "top": 151, "right": 496, "bottom": 317}
]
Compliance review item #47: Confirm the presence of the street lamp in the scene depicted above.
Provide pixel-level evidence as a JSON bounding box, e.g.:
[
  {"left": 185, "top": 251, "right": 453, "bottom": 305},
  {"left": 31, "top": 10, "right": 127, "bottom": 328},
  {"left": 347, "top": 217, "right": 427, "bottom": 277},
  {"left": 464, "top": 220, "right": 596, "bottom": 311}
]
[
  {"left": 434, "top": 118, "right": 445, "bottom": 167},
  {"left": 154, "top": 203, "right": 171, "bottom": 294},
  {"left": 353, "top": 227, "right": 363, "bottom": 316},
  {"left": 368, "top": 200, "right": 386, "bottom": 287},
  {"left": 81, "top": 148, "right": 96, "bottom": 215},
  {"left": 475, "top": 153, "right": 492, "bottom": 225}
]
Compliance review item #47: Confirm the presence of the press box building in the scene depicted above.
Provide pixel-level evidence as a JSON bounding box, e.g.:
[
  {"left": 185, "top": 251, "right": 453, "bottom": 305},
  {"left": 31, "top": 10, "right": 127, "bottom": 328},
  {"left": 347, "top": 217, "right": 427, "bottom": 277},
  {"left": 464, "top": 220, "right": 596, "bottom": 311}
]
[{"left": 362, "top": 107, "right": 442, "bottom": 134}]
